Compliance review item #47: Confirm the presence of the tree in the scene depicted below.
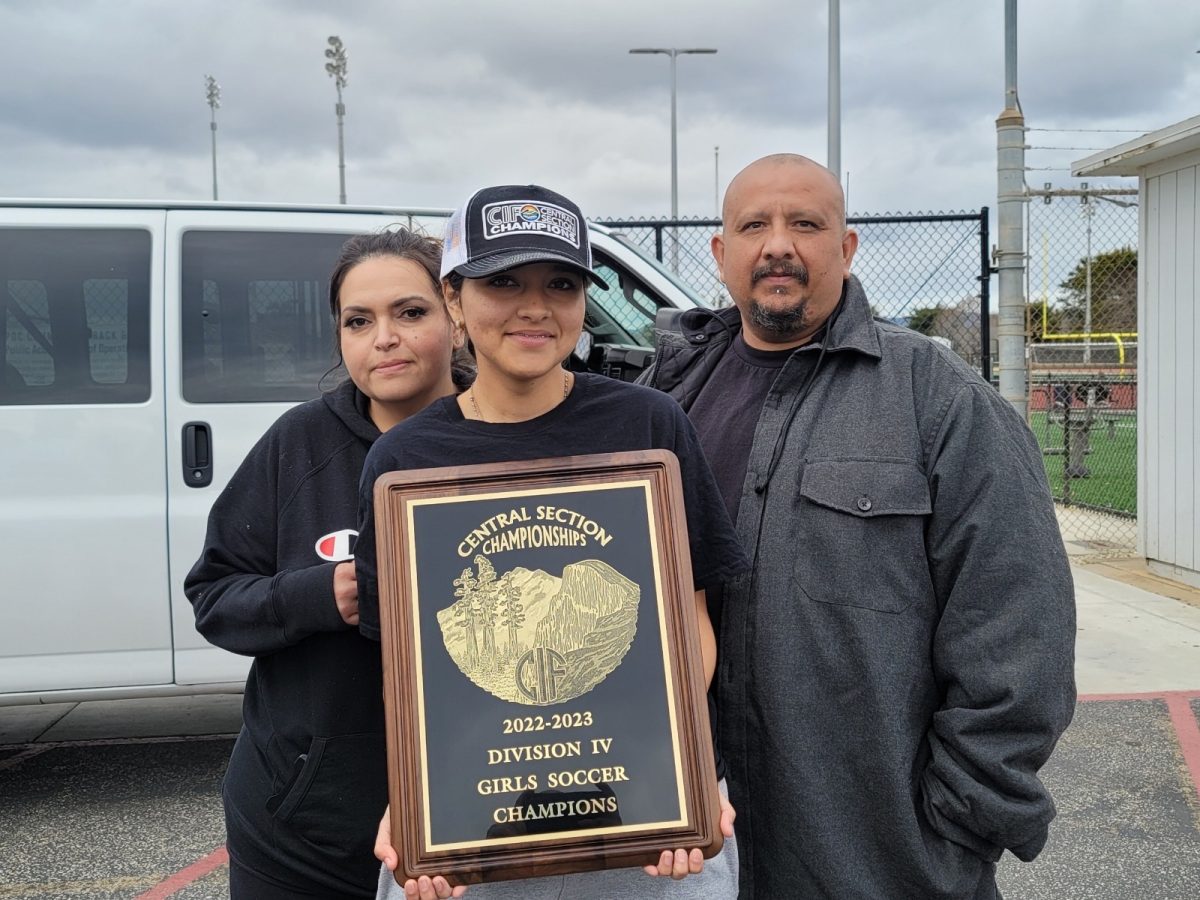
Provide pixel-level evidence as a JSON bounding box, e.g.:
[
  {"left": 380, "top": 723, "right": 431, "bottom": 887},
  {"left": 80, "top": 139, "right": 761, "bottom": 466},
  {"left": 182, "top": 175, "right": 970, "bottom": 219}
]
[
  {"left": 904, "top": 296, "right": 985, "bottom": 366},
  {"left": 452, "top": 567, "right": 479, "bottom": 668},
  {"left": 907, "top": 305, "right": 943, "bottom": 336},
  {"left": 1027, "top": 300, "right": 1067, "bottom": 342},
  {"left": 473, "top": 555, "right": 498, "bottom": 666},
  {"left": 497, "top": 572, "right": 525, "bottom": 659},
  {"left": 1057, "top": 246, "right": 1137, "bottom": 333}
]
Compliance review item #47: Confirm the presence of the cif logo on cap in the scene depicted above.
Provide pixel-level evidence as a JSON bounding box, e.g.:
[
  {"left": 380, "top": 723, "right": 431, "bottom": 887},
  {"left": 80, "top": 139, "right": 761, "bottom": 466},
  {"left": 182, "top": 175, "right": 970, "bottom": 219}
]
[
  {"left": 315, "top": 529, "right": 357, "bottom": 562},
  {"left": 481, "top": 201, "right": 580, "bottom": 248}
]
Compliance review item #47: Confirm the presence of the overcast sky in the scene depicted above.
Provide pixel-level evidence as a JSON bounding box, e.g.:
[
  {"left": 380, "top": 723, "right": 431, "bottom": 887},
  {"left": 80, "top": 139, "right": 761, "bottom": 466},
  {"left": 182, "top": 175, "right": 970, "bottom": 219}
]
[{"left": 1, "top": 0, "right": 1198, "bottom": 219}]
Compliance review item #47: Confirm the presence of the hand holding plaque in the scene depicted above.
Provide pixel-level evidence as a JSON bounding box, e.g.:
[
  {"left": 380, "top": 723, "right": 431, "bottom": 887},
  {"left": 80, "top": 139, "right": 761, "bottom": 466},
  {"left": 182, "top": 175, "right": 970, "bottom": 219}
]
[{"left": 373, "top": 450, "right": 723, "bottom": 887}]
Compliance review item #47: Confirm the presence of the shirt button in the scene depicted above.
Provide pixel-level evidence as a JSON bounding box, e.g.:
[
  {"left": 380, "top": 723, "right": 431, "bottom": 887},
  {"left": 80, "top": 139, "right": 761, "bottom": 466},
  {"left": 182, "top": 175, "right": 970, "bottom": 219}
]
[{"left": 856, "top": 496, "right": 873, "bottom": 512}]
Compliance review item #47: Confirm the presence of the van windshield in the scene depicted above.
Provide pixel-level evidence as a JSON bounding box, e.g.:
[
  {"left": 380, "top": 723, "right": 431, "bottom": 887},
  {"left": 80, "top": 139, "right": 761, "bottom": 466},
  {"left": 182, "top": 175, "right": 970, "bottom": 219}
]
[{"left": 602, "top": 233, "right": 710, "bottom": 309}]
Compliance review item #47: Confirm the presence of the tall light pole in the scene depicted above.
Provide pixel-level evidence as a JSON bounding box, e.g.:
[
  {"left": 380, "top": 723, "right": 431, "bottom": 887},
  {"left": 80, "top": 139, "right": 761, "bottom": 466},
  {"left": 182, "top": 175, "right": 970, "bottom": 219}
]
[
  {"left": 629, "top": 47, "right": 717, "bottom": 272},
  {"left": 828, "top": 0, "right": 841, "bottom": 181},
  {"left": 996, "top": 0, "right": 1027, "bottom": 416},
  {"left": 204, "top": 75, "right": 220, "bottom": 201},
  {"left": 325, "top": 35, "right": 348, "bottom": 205},
  {"left": 714, "top": 145, "right": 720, "bottom": 217}
]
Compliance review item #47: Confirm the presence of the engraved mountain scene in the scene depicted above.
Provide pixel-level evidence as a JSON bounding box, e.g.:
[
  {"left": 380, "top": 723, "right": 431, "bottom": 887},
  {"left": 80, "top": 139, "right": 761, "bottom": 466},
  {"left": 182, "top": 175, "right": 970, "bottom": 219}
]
[{"left": 436, "top": 555, "right": 640, "bottom": 705}]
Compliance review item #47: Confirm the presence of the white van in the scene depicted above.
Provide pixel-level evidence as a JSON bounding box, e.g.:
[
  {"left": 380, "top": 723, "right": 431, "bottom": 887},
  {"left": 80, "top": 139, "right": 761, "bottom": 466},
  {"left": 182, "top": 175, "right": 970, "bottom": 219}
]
[{"left": 0, "top": 200, "right": 701, "bottom": 704}]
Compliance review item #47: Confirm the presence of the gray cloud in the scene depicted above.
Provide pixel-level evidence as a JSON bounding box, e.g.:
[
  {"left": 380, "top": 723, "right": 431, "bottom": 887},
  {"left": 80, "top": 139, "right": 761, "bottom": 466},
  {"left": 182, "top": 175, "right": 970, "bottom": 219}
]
[{"left": 0, "top": 0, "right": 1196, "bottom": 217}]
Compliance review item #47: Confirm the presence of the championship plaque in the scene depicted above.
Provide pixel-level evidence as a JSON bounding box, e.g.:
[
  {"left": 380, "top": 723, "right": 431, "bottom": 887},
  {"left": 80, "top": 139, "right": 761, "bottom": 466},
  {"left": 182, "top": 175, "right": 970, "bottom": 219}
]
[{"left": 373, "top": 450, "right": 722, "bottom": 886}]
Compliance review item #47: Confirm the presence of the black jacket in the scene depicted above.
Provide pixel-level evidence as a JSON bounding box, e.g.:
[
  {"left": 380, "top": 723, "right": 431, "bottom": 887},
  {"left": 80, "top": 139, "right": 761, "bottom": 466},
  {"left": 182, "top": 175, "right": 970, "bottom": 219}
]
[
  {"left": 643, "top": 277, "right": 1076, "bottom": 899},
  {"left": 185, "top": 380, "right": 387, "bottom": 897}
]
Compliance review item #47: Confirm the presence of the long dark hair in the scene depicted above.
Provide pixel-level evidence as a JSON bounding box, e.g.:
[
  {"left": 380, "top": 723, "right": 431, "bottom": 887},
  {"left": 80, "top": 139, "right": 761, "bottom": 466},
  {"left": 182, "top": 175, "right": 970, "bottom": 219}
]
[{"left": 325, "top": 228, "right": 473, "bottom": 390}]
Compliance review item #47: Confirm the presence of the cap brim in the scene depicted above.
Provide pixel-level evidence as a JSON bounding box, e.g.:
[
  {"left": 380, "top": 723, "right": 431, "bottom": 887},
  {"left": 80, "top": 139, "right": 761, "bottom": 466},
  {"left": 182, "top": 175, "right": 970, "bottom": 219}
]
[{"left": 453, "top": 249, "right": 609, "bottom": 290}]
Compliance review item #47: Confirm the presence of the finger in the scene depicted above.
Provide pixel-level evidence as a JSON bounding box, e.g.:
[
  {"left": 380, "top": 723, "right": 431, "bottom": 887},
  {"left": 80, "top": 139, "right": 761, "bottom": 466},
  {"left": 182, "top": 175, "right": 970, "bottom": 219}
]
[
  {"left": 432, "top": 876, "right": 457, "bottom": 899},
  {"left": 375, "top": 822, "right": 396, "bottom": 869},
  {"left": 672, "top": 854, "right": 691, "bottom": 883},
  {"left": 720, "top": 808, "right": 735, "bottom": 838},
  {"left": 689, "top": 847, "right": 704, "bottom": 874},
  {"left": 347, "top": 611, "right": 359, "bottom": 626},
  {"left": 663, "top": 848, "right": 678, "bottom": 876},
  {"left": 403, "top": 880, "right": 419, "bottom": 900},
  {"left": 655, "top": 849, "right": 673, "bottom": 876}
]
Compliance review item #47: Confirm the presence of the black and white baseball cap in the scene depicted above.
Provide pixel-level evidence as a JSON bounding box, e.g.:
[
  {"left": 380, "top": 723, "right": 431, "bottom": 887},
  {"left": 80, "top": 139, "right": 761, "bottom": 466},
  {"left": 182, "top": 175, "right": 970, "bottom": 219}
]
[{"left": 440, "top": 184, "right": 609, "bottom": 289}]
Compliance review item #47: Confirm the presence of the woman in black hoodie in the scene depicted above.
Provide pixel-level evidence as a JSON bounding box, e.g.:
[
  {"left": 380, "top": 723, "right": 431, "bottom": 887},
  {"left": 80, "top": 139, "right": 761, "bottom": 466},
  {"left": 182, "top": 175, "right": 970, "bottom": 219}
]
[{"left": 185, "top": 229, "right": 471, "bottom": 899}]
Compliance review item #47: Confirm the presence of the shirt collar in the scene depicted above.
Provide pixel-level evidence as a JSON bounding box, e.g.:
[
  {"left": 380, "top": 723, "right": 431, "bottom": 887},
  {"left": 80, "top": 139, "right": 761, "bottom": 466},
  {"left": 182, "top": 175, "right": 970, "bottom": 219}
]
[{"left": 823, "top": 275, "right": 883, "bottom": 360}]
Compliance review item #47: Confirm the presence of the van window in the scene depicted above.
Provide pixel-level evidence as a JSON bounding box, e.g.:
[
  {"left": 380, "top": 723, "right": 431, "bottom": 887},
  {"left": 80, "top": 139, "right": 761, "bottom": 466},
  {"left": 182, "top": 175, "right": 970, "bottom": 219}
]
[
  {"left": 0, "top": 228, "right": 151, "bottom": 405},
  {"left": 587, "top": 251, "right": 672, "bottom": 348},
  {"left": 181, "top": 231, "right": 351, "bottom": 403}
]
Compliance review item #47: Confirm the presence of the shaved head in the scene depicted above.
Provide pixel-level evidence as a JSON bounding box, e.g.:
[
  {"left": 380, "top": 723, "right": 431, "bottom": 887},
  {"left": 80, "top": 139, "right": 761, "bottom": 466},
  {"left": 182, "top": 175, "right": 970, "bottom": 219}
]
[
  {"left": 712, "top": 152, "right": 858, "bottom": 349},
  {"left": 722, "top": 154, "right": 847, "bottom": 232}
]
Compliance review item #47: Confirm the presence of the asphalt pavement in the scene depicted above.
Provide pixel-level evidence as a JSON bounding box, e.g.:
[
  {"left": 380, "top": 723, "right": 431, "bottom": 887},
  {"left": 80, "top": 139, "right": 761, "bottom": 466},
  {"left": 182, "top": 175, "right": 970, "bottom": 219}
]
[{"left": 2, "top": 552, "right": 1199, "bottom": 899}]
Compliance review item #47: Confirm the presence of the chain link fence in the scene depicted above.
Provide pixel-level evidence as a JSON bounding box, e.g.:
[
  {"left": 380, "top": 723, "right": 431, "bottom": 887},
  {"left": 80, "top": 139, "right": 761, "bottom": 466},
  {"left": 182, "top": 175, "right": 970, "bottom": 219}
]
[
  {"left": 1026, "top": 184, "right": 1139, "bottom": 552},
  {"left": 599, "top": 205, "right": 1145, "bottom": 552},
  {"left": 596, "top": 212, "right": 992, "bottom": 378}
]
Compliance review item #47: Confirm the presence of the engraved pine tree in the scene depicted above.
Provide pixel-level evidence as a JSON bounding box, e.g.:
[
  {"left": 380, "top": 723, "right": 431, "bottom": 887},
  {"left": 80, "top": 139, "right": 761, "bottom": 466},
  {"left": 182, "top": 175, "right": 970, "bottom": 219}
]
[
  {"left": 474, "top": 555, "right": 499, "bottom": 668},
  {"left": 497, "top": 571, "right": 526, "bottom": 660},
  {"left": 452, "top": 567, "right": 479, "bottom": 668}
]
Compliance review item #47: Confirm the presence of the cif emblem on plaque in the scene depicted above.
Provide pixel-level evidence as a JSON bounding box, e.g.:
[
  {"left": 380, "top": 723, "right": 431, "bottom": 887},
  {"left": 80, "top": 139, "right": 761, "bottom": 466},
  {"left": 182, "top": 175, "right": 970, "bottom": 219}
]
[{"left": 437, "top": 555, "right": 639, "bottom": 705}]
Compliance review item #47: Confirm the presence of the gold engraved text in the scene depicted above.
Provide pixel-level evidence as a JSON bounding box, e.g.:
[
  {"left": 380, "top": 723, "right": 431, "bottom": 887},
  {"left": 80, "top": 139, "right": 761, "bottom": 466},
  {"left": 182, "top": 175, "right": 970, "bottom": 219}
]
[
  {"left": 493, "top": 795, "right": 619, "bottom": 824},
  {"left": 486, "top": 740, "right": 583, "bottom": 765},
  {"left": 477, "top": 775, "right": 539, "bottom": 795},
  {"left": 545, "top": 766, "right": 629, "bottom": 788}
]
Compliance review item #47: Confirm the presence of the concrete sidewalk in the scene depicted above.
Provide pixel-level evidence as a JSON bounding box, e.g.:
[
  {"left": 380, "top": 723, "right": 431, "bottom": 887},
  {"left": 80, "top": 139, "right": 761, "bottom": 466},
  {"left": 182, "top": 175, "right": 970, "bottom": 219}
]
[{"left": 1072, "top": 557, "right": 1200, "bottom": 694}]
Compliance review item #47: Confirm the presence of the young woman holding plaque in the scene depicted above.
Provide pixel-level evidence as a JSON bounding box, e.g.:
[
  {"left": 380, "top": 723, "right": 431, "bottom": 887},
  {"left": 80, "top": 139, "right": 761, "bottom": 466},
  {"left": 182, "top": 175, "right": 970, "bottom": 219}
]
[
  {"left": 185, "top": 229, "right": 471, "bottom": 900},
  {"left": 354, "top": 185, "right": 747, "bottom": 900}
]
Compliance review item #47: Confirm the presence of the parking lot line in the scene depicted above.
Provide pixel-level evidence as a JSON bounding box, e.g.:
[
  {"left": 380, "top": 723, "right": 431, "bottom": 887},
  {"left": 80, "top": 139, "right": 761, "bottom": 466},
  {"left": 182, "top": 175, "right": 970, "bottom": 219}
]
[
  {"left": 132, "top": 845, "right": 228, "bottom": 900},
  {"left": 0, "top": 875, "right": 156, "bottom": 897},
  {"left": 1077, "top": 689, "right": 1200, "bottom": 702},
  {"left": 1163, "top": 694, "right": 1200, "bottom": 803},
  {"left": 1077, "top": 689, "right": 1200, "bottom": 803}
]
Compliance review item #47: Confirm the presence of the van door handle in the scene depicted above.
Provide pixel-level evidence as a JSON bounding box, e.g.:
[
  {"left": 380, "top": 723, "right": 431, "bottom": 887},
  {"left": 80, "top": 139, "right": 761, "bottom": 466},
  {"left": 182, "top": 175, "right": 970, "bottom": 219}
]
[{"left": 182, "top": 422, "right": 213, "bottom": 488}]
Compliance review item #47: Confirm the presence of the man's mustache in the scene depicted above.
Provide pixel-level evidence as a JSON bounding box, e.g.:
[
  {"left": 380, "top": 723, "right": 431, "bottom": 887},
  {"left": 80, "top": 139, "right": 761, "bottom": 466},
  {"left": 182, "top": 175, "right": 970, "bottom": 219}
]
[{"left": 752, "top": 262, "right": 809, "bottom": 285}]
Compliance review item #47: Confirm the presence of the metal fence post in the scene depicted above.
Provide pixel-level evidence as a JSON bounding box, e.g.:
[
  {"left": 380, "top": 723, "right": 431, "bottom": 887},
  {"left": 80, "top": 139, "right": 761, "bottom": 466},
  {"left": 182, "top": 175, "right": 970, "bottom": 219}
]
[
  {"left": 996, "top": 0, "right": 1027, "bottom": 417},
  {"left": 979, "top": 207, "right": 992, "bottom": 384}
]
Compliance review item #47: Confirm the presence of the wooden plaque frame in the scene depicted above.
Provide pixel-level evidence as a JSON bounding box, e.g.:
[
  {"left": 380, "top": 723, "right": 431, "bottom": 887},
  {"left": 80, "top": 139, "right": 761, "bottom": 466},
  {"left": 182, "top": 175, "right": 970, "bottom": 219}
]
[{"left": 373, "top": 449, "right": 721, "bottom": 886}]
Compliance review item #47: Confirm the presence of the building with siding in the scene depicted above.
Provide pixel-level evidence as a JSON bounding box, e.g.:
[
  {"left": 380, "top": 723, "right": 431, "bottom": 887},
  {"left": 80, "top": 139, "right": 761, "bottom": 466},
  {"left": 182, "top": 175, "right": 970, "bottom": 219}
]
[{"left": 1074, "top": 115, "right": 1200, "bottom": 587}]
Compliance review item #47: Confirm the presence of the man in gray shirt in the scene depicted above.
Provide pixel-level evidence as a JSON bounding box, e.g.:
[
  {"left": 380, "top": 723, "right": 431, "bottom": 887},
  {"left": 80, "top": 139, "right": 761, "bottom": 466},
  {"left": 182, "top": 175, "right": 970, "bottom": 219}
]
[{"left": 642, "top": 153, "right": 1076, "bottom": 899}]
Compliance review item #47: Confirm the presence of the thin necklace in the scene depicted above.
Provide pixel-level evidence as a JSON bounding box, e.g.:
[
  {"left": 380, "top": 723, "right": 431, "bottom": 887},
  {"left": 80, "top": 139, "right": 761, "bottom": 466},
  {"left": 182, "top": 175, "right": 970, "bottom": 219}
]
[{"left": 469, "top": 369, "right": 571, "bottom": 421}]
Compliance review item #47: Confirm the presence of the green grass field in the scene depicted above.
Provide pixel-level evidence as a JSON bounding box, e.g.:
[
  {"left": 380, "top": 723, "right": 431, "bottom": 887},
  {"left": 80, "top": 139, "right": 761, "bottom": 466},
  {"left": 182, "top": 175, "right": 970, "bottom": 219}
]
[{"left": 1028, "top": 410, "right": 1136, "bottom": 516}]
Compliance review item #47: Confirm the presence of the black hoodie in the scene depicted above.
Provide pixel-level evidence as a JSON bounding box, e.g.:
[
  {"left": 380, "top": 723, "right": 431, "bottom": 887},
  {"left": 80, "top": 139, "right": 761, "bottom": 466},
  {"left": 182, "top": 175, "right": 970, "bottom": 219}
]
[{"left": 185, "top": 380, "right": 387, "bottom": 897}]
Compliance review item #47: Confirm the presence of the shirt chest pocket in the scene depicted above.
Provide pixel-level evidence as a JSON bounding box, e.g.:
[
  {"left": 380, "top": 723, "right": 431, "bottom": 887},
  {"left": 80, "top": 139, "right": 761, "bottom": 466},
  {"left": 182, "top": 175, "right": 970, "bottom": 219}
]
[{"left": 791, "top": 458, "right": 933, "bottom": 614}]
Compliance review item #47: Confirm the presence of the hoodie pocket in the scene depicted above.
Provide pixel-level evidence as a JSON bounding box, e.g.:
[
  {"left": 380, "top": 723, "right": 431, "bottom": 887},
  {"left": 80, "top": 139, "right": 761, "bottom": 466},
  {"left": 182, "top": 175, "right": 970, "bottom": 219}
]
[
  {"left": 268, "top": 732, "right": 387, "bottom": 851},
  {"left": 791, "top": 458, "right": 933, "bottom": 613}
]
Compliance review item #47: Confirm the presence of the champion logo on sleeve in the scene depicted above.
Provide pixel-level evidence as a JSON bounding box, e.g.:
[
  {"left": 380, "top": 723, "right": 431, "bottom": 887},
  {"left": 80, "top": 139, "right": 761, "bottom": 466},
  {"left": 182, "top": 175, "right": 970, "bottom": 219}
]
[{"left": 315, "top": 529, "right": 358, "bottom": 562}]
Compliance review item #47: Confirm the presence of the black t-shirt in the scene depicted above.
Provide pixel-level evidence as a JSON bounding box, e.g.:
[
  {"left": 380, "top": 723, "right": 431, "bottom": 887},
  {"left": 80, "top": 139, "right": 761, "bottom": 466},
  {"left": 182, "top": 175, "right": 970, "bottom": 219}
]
[
  {"left": 688, "top": 332, "right": 793, "bottom": 524},
  {"left": 355, "top": 373, "right": 748, "bottom": 776},
  {"left": 357, "top": 372, "right": 746, "bottom": 637}
]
